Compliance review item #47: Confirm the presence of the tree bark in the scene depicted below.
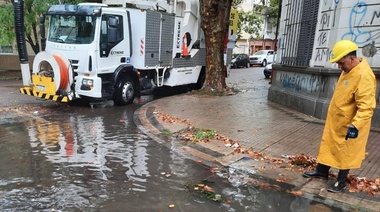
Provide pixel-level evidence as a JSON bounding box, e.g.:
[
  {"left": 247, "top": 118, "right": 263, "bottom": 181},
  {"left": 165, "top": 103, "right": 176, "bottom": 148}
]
[
  {"left": 200, "top": 0, "right": 232, "bottom": 93},
  {"left": 25, "top": 0, "right": 40, "bottom": 54}
]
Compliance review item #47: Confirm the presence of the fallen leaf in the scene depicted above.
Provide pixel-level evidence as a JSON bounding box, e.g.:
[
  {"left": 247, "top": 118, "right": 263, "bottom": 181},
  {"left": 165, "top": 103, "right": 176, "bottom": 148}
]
[
  {"left": 225, "top": 199, "right": 232, "bottom": 204},
  {"left": 203, "top": 185, "right": 214, "bottom": 192},
  {"left": 288, "top": 190, "right": 303, "bottom": 196}
]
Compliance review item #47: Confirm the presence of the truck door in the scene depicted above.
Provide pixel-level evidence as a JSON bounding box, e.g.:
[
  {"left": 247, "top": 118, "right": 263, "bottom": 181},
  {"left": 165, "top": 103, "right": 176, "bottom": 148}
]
[{"left": 97, "top": 13, "right": 130, "bottom": 73}]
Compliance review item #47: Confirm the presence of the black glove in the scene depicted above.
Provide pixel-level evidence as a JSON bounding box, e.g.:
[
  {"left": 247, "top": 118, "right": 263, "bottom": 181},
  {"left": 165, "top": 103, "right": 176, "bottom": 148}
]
[{"left": 345, "top": 125, "right": 358, "bottom": 140}]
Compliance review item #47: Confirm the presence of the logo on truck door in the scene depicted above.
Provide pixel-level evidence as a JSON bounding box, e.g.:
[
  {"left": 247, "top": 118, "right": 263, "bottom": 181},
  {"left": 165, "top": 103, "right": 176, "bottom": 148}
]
[{"left": 111, "top": 51, "right": 124, "bottom": 55}]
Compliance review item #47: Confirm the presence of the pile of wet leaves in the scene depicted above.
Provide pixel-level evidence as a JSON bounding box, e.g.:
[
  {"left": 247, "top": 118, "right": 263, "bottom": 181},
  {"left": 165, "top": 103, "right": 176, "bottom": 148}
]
[
  {"left": 185, "top": 182, "right": 228, "bottom": 203},
  {"left": 347, "top": 176, "right": 380, "bottom": 196},
  {"left": 286, "top": 154, "right": 317, "bottom": 169},
  {"left": 155, "top": 111, "right": 192, "bottom": 125},
  {"left": 156, "top": 112, "right": 380, "bottom": 196}
]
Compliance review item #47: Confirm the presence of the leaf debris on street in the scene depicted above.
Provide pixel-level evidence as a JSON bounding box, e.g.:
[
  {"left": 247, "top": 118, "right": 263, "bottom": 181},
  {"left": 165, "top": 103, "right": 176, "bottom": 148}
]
[{"left": 156, "top": 112, "right": 380, "bottom": 196}]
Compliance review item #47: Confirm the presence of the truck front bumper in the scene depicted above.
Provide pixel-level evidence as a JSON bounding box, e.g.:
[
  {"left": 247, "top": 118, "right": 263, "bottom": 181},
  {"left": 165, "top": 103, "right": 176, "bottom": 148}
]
[{"left": 20, "top": 87, "right": 69, "bottom": 103}]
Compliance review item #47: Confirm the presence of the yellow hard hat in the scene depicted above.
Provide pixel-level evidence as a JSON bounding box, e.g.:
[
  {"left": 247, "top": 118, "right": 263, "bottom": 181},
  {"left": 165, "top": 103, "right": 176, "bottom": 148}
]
[{"left": 329, "top": 40, "right": 358, "bottom": 63}]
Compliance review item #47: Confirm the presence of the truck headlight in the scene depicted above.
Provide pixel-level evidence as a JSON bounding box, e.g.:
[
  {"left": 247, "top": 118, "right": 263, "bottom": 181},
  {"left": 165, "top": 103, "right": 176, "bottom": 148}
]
[{"left": 82, "top": 79, "right": 93, "bottom": 86}]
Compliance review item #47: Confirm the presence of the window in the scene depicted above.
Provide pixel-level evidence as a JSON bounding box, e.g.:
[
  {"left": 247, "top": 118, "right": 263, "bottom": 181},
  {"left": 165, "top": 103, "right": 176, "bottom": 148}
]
[
  {"left": 100, "top": 14, "right": 124, "bottom": 57},
  {"left": 0, "top": 45, "right": 13, "bottom": 54},
  {"left": 48, "top": 15, "right": 96, "bottom": 44}
]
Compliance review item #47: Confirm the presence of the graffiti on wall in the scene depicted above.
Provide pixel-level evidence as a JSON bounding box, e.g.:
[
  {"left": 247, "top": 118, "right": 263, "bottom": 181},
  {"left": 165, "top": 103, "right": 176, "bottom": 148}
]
[
  {"left": 315, "top": 11, "right": 331, "bottom": 63},
  {"left": 342, "top": 2, "right": 380, "bottom": 46},
  {"left": 314, "top": 0, "right": 379, "bottom": 65},
  {"left": 313, "top": 0, "right": 338, "bottom": 64},
  {"left": 279, "top": 71, "right": 328, "bottom": 93}
]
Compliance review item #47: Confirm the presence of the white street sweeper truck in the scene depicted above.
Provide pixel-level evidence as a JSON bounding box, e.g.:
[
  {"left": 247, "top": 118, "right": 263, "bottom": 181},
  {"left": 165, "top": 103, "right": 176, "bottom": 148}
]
[{"left": 14, "top": 0, "right": 236, "bottom": 105}]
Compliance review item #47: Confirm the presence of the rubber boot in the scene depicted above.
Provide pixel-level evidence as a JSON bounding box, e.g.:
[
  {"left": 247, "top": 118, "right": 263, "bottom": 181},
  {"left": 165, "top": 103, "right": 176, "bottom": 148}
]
[
  {"left": 303, "top": 163, "right": 330, "bottom": 179},
  {"left": 328, "top": 169, "right": 349, "bottom": 193}
]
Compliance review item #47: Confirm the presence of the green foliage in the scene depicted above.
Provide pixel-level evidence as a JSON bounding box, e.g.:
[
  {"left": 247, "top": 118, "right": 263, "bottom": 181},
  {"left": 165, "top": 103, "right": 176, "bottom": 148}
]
[
  {"left": 232, "top": 0, "right": 243, "bottom": 9},
  {"left": 254, "top": 0, "right": 281, "bottom": 26},
  {"left": 0, "top": 0, "right": 84, "bottom": 54},
  {"left": 232, "top": 0, "right": 281, "bottom": 39},
  {"left": 237, "top": 10, "right": 263, "bottom": 39},
  {"left": 194, "top": 129, "right": 217, "bottom": 142},
  {"left": 185, "top": 181, "right": 225, "bottom": 203},
  {"left": 234, "top": 0, "right": 280, "bottom": 40},
  {"left": 161, "top": 128, "right": 172, "bottom": 136},
  {"left": 0, "top": 3, "right": 16, "bottom": 46}
]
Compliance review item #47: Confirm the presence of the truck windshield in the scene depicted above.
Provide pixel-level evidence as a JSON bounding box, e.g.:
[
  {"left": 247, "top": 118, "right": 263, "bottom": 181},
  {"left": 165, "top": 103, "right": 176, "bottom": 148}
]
[{"left": 48, "top": 15, "right": 96, "bottom": 44}]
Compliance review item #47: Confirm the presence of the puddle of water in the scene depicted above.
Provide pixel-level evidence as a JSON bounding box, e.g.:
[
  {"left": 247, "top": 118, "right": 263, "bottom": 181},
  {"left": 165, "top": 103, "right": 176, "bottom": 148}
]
[{"left": 0, "top": 105, "right": 347, "bottom": 212}]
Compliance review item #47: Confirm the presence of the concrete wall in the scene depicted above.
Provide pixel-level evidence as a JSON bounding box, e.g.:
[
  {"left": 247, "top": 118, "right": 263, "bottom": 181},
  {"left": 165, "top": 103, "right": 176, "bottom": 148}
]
[
  {"left": 0, "top": 55, "right": 34, "bottom": 71},
  {"left": 310, "top": 0, "right": 380, "bottom": 68},
  {"left": 269, "top": 0, "right": 380, "bottom": 128},
  {"left": 268, "top": 65, "right": 380, "bottom": 127}
]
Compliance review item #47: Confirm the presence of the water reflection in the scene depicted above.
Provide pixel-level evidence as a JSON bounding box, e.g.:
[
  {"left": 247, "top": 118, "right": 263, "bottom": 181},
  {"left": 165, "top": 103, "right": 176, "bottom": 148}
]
[
  {"left": 26, "top": 114, "right": 151, "bottom": 183},
  {"left": 0, "top": 104, "right": 346, "bottom": 212}
]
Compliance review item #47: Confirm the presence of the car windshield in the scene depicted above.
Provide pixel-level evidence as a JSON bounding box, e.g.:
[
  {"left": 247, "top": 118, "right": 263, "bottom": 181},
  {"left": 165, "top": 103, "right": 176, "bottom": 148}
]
[
  {"left": 48, "top": 15, "right": 96, "bottom": 44},
  {"left": 254, "top": 51, "right": 267, "bottom": 55},
  {"left": 232, "top": 54, "right": 240, "bottom": 59}
]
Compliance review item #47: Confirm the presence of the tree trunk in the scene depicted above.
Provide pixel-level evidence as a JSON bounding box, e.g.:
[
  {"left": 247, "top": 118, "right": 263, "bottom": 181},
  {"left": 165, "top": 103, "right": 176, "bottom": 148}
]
[
  {"left": 199, "top": 0, "right": 232, "bottom": 93},
  {"left": 25, "top": 1, "right": 40, "bottom": 54}
]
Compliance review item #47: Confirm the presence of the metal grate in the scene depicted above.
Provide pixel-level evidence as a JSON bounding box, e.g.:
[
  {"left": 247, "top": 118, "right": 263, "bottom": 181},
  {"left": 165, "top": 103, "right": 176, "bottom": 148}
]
[
  {"left": 281, "top": 0, "right": 319, "bottom": 66},
  {"left": 159, "top": 13, "right": 175, "bottom": 66},
  {"left": 145, "top": 11, "right": 161, "bottom": 67}
]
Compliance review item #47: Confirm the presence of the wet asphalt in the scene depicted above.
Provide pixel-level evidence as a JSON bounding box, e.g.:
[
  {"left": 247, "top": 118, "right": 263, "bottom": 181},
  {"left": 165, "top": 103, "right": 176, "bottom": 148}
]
[{"left": 0, "top": 68, "right": 378, "bottom": 211}]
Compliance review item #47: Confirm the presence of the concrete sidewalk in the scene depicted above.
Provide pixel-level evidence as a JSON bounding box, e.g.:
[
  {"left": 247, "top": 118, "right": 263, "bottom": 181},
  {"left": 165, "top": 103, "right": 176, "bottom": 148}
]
[{"left": 135, "top": 69, "right": 380, "bottom": 211}]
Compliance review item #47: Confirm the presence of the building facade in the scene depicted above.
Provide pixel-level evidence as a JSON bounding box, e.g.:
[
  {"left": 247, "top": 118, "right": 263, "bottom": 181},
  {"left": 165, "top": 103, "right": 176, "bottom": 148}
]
[
  {"left": 233, "top": 0, "right": 277, "bottom": 55},
  {"left": 269, "top": 0, "right": 380, "bottom": 127}
]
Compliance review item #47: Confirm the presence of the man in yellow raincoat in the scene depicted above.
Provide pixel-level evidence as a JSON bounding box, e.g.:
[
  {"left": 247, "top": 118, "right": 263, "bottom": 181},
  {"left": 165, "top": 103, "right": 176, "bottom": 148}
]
[{"left": 303, "top": 40, "right": 376, "bottom": 192}]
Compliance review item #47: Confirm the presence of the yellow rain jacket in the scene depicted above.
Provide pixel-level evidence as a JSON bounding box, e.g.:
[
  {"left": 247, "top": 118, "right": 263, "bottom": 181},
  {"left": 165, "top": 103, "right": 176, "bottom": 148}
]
[{"left": 317, "top": 58, "right": 376, "bottom": 169}]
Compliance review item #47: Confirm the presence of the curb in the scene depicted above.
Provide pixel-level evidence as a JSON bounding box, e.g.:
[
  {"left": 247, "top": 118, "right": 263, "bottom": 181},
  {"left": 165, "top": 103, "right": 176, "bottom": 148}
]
[{"left": 134, "top": 96, "right": 380, "bottom": 212}]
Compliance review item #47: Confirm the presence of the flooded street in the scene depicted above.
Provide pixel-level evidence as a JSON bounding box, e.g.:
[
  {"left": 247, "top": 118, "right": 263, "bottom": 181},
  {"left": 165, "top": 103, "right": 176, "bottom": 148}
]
[{"left": 0, "top": 70, "right": 346, "bottom": 211}]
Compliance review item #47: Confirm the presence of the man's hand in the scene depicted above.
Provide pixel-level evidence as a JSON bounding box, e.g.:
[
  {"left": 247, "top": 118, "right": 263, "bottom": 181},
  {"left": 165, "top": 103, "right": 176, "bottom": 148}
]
[{"left": 345, "top": 125, "right": 358, "bottom": 140}]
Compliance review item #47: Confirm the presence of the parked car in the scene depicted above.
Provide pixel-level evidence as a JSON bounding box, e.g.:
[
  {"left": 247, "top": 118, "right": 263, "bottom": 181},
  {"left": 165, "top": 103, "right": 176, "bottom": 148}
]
[
  {"left": 249, "top": 50, "right": 275, "bottom": 67},
  {"left": 263, "top": 63, "right": 272, "bottom": 79},
  {"left": 231, "top": 53, "right": 250, "bottom": 68}
]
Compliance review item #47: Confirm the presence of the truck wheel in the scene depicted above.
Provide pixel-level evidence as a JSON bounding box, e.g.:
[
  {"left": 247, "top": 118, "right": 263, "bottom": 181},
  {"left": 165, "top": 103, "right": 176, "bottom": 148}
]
[
  {"left": 261, "top": 60, "right": 267, "bottom": 67},
  {"left": 113, "top": 75, "right": 136, "bottom": 106}
]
